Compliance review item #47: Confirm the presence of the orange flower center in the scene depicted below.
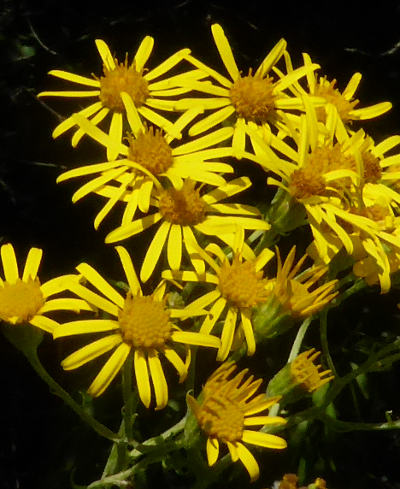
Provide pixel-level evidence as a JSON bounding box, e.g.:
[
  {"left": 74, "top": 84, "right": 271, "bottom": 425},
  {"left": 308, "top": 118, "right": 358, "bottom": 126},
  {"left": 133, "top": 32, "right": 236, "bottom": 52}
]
[
  {"left": 118, "top": 292, "right": 172, "bottom": 349},
  {"left": 197, "top": 395, "right": 244, "bottom": 443},
  {"left": 127, "top": 127, "right": 173, "bottom": 175},
  {"left": 218, "top": 256, "right": 268, "bottom": 308},
  {"left": 158, "top": 181, "right": 206, "bottom": 225},
  {"left": 99, "top": 59, "right": 149, "bottom": 112},
  {"left": 0, "top": 278, "right": 44, "bottom": 324},
  {"left": 289, "top": 143, "right": 357, "bottom": 199},
  {"left": 230, "top": 70, "right": 276, "bottom": 122},
  {"left": 315, "top": 78, "right": 359, "bottom": 122}
]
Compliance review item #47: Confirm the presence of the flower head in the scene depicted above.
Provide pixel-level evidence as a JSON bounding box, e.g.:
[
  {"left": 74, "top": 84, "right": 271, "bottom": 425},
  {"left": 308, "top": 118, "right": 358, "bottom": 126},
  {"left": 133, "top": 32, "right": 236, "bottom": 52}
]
[
  {"left": 163, "top": 229, "right": 274, "bottom": 360},
  {"left": 187, "top": 362, "right": 287, "bottom": 482},
  {"left": 53, "top": 246, "right": 220, "bottom": 409},
  {"left": 38, "top": 38, "right": 205, "bottom": 159},
  {"left": 285, "top": 51, "right": 391, "bottom": 129},
  {"left": 57, "top": 100, "right": 234, "bottom": 229},
  {"left": 290, "top": 349, "right": 334, "bottom": 393},
  {"left": 105, "top": 176, "right": 269, "bottom": 282},
  {"left": 175, "top": 24, "right": 319, "bottom": 157},
  {"left": 0, "top": 243, "right": 90, "bottom": 333},
  {"left": 267, "top": 246, "right": 338, "bottom": 319}
]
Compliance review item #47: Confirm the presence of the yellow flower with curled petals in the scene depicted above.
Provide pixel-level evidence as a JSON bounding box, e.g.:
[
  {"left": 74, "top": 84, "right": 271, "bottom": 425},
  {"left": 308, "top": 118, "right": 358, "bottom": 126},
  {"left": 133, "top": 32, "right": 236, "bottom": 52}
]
[
  {"left": 283, "top": 51, "right": 391, "bottom": 131},
  {"left": 163, "top": 232, "right": 274, "bottom": 360},
  {"left": 105, "top": 177, "right": 269, "bottom": 282},
  {"left": 290, "top": 349, "right": 334, "bottom": 393},
  {"left": 0, "top": 243, "right": 91, "bottom": 333},
  {"left": 56, "top": 98, "right": 235, "bottom": 229},
  {"left": 38, "top": 38, "right": 206, "bottom": 159},
  {"left": 53, "top": 246, "right": 220, "bottom": 409},
  {"left": 267, "top": 246, "right": 338, "bottom": 319},
  {"left": 175, "top": 24, "right": 319, "bottom": 157},
  {"left": 187, "top": 362, "right": 287, "bottom": 482}
]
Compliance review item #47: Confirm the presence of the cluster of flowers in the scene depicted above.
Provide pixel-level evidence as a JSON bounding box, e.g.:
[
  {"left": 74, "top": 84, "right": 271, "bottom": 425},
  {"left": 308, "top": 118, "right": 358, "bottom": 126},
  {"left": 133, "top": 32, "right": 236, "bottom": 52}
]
[{"left": 1, "top": 23, "right": 395, "bottom": 482}]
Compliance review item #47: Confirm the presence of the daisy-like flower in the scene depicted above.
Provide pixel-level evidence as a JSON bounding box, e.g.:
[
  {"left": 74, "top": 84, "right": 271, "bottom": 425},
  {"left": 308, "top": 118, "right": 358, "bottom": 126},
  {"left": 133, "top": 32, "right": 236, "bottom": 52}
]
[
  {"left": 38, "top": 38, "right": 206, "bottom": 159},
  {"left": 267, "top": 349, "right": 333, "bottom": 403},
  {"left": 53, "top": 246, "right": 220, "bottom": 409},
  {"left": 175, "top": 24, "right": 319, "bottom": 157},
  {"left": 187, "top": 362, "right": 287, "bottom": 482},
  {"left": 282, "top": 51, "right": 392, "bottom": 131},
  {"left": 290, "top": 349, "right": 334, "bottom": 393},
  {"left": 105, "top": 176, "right": 270, "bottom": 282},
  {"left": 57, "top": 98, "right": 234, "bottom": 229},
  {"left": 0, "top": 243, "right": 91, "bottom": 333},
  {"left": 163, "top": 231, "right": 274, "bottom": 360},
  {"left": 265, "top": 246, "right": 338, "bottom": 319}
]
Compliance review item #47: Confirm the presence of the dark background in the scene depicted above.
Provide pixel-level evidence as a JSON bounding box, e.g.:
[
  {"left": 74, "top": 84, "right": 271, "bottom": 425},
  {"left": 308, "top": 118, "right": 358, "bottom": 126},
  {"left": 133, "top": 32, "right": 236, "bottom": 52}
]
[{"left": 2, "top": 1, "right": 400, "bottom": 488}]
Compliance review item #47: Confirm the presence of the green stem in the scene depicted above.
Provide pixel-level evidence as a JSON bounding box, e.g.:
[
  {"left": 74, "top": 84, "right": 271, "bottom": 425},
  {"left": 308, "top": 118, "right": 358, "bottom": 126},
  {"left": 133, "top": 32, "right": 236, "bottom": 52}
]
[
  {"left": 122, "top": 352, "right": 135, "bottom": 443},
  {"left": 288, "top": 317, "right": 312, "bottom": 363},
  {"left": 319, "top": 309, "right": 336, "bottom": 375},
  {"left": 26, "top": 347, "right": 120, "bottom": 442}
]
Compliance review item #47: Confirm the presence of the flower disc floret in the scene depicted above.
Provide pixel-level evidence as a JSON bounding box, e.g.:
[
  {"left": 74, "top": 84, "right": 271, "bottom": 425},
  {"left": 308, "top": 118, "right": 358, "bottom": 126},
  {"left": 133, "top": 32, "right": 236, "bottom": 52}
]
[
  {"left": 159, "top": 181, "right": 206, "bottom": 225},
  {"left": 197, "top": 395, "right": 244, "bottom": 443},
  {"left": 230, "top": 71, "right": 276, "bottom": 122},
  {"left": 291, "top": 349, "right": 334, "bottom": 392},
  {"left": 218, "top": 257, "right": 268, "bottom": 309},
  {"left": 0, "top": 278, "right": 45, "bottom": 324},
  {"left": 99, "top": 59, "right": 149, "bottom": 111},
  {"left": 315, "top": 77, "right": 359, "bottom": 122},
  {"left": 127, "top": 127, "right": 173, "bottom": 175},
  {"left": 118, "top": 293, "right": 171, "bottom": 349}
]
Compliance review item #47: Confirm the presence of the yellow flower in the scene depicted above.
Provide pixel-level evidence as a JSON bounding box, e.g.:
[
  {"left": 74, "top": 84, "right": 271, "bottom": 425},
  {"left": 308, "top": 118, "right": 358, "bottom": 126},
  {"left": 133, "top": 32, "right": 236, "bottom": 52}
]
[
  {"left": 284, "top": 51, "right": 391, "bottom": 129},
  {"left": 38, "top": 38, "right": 205, "bottom": 159},
  {"left": 163, "top": 233, "right": 274, "bottom": 360},
  {"left": 290, "top": 349, "right": 334, "bottom": 393},
  {"left": 0, "top": 243, "right": 91, "bottom": 332},
  {"left": 187, "top": 362, "right": 287, "bottom": 482},
  {"left": 53, "top": 246, "right": 220, "bottom": 409},
  {"left": 105, "top": 177, "right": 269, "bottom": 282},
  {"left": 175, "top": 24, "right": 319, "bottom": 157},
  {"left": 57, "top": 98, "right": 234, "bottom": 229},
  {"left": 267, "top": 246, "right": 338, "bottom": 318}
]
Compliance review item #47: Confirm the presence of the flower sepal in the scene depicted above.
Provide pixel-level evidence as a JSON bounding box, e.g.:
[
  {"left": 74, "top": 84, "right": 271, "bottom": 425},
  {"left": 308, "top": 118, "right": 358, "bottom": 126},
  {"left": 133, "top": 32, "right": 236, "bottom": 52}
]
[
  {"left": 1, "top": 320, "right": 44, "bottom": 356},
  {"left": 268, "top": 188, "right": 307, "bottom": 235},
  {"left": 252, "top": 295, "right": 294, "bottom": 341}
]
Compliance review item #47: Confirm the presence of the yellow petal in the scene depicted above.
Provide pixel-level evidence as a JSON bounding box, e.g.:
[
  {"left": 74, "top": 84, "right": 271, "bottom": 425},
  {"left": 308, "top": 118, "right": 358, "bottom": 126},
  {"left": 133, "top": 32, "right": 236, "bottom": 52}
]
[
  {"left": 211, "top": 24, "right": 239, "bottom": 81},
  {"left": 53, "top": 319, "right": 120, "bottom": 339},
  {"left": 217, "top": 307, "right": 237, "bottom": 361},
  {"left": 88, "top": 342, "right": 130, "bottom": 396},
  {"left": 134, "top": 36, "right": 154, "bottom": 72},
  {"left": 145, "top": 48, "right": 190, "bottom": 81},
  {"left": 106, "top": 212, "right": 163, "bottom": 243},
  {"left": 167, "top": 224, "right": 182, "bottom": 271},
  {"left": 206, "top": 437, "right": 219, "bottom": 466},
  {"left": 140, "top": 221, "right": 171, "bottom": 282},
  {"left": 148, "top": 351, "right": 168, "bottom": 410},
  {"left": 95, "top": 39, "right": 116, "bottom": 71},
  {"left": 235, "top": 442, "right": 260, "bottom": 482},
  {"left": 1, "top": 243, "right": 19, "bottom": 283},
  {"left": 171, "top": 331, "right": 220, "bottom": 348},
  {"left": 163, "top": 347, "right": 187, "bottom": 382},
  {"left": 188, "top": 105, "right": 235, "bottom": 136},
  {"left": 134, "top": 349, "right": 151, "bottom": 408},
  {"left": 48, "top": 69, "right": 100, "bottom": 87},
  {"left": 76, "top": 263, "right": 125, "bottom": 308},
  {"left": 22, "top": 247, "right": 42, "bottom": 281},
  {"left": 62, "top": 334, "right": 122, "bottom": 370},
  {"left": 241, "top": 430, "right": 287, "bottom": 449},
  {"left": 115, "top": 246, "right": 141, "bottom": 295},
  {"left": 29, "top": 315, "right": 58, "bottom": 333}
]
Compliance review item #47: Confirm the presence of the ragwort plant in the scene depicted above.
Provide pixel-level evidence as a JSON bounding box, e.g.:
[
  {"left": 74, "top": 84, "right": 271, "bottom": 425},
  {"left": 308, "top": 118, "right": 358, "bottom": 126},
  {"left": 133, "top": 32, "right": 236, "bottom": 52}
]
[{"left": 2, "top": 23, "right": 400, "bottom": 489}]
